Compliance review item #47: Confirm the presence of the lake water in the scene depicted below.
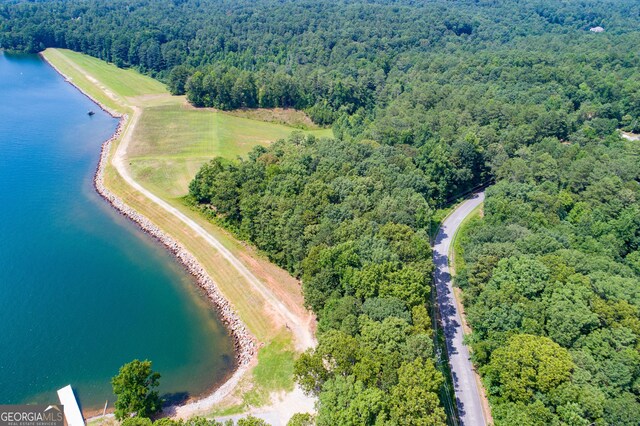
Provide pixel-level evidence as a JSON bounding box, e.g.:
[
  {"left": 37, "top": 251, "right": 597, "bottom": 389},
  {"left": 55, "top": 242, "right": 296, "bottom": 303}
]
[{"left": 0, "top": 52, "right": 235, "bottom": 411}]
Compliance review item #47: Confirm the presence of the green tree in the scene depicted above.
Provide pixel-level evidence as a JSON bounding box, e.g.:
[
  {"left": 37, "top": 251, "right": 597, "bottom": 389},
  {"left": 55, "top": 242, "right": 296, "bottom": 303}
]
[
  {"left": 181, "top": 417, "right": 226, "bottom": 426},
  {"left": 604, "top": 393, "right": 640, "bottom": 426},
  {"left": 388, "top": 359, "right": 446, "bottom": 425},
  {"left": 361, "top": 297, "right": 410, "bottom": 323},
  {"left": 294, "top": 350, "right": 330, "bottom": 395},
  {"left": 153, "top": 419, "right": 183, "bottom": 426},
  {"left": 492, "top": 400, "right": 558, "bottom": 426},
  {"left": 316, "top": 376, "right": 386, "bottom": 426},
  {"left": 483, "top": 334, "right": 573, "bottom": 403},
  {"left": 112, "top": 359, "right": 162, "bottom": 419},
  {"left": 168, "top": 65, "right": 191, "bottom": 95},
  {"left": 122, "top": 417, "right": 153, "bottom": 426},
  {"left": 237, "top": 416, "right": 269, "bottom": 426},
  {"left": 287, "top": 413, "right": 315, "bottom": 426}
]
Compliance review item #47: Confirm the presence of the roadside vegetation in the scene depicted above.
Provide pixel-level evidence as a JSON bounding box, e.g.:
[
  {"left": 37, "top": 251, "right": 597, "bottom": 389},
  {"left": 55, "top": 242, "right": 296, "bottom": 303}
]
[{"left": 451, "top": 204, "right": 483, "bottom": 276}]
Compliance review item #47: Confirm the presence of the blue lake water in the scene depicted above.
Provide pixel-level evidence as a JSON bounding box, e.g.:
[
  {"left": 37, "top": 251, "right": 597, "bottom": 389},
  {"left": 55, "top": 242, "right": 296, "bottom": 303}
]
[{"left": 0, "top": 52, "right": 234, "bottom": 411}]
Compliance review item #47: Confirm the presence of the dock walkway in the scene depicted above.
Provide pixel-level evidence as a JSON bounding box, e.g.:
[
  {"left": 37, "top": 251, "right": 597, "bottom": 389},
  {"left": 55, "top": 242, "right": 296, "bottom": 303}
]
[{"left": 57, "top": 385, "right": 85, "bottom": 426}]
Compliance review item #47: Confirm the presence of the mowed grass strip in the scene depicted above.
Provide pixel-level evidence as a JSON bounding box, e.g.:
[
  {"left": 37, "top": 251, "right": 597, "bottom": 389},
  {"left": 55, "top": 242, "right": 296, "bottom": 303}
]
[
  {"left": 42, "top": 48, "right": 125, "bottom": 113},
  {"left": 45, "top": 48, "right": 167, "bottom": 98}
]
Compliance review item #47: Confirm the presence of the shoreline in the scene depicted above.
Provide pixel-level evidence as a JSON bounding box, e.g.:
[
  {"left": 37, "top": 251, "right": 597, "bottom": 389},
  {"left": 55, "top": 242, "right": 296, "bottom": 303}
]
[{"left": 41, "top": 53, "right": 257, "bottom": 418}]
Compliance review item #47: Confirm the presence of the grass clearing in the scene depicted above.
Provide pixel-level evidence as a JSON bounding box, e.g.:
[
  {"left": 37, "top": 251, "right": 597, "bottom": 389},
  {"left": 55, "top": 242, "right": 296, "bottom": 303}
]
[
  {"left": 252, "top": 332, "right": 296, "bottom": 393},
  {"left": 451, "top": 203, "right": 483, "bottom": 278},
  {"left": 211, "top": 332, "right": 297, "bottom": 414},
  {"left": 42, "top": 48, "right": 318, "bottom": 412},
  {"left": 129, "top": 102, "right": 331, "bottom": 197}
]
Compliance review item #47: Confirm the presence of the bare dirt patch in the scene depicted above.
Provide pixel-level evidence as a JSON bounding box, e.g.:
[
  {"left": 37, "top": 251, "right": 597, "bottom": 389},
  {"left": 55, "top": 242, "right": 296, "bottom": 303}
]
[{"left": 224, "top": 108, "right": 322, "bottom": 130}]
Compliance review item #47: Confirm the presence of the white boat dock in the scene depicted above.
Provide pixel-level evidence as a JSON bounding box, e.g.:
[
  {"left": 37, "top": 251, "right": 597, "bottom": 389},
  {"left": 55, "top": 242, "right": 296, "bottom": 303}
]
[{"left": 57, "top": 385, "right": 85, "bottom": 426}]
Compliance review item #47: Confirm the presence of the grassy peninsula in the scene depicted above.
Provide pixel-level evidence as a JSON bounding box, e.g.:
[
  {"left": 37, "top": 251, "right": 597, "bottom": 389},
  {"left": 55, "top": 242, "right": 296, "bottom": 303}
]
[{"left": 42, "top": 48, "right": 325, "bottom": 417}]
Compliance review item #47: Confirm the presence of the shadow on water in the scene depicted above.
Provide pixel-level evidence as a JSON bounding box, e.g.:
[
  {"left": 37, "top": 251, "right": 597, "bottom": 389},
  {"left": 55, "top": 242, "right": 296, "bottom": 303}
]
[
  {"left": 72, "top": 387, "right": 84, "bottom": 415},
  {"left": 162, "top": 391, "right": 191, "bottom": 407},
  {"left": 157, "top": 391, "right": 191, "bottom": 418}
]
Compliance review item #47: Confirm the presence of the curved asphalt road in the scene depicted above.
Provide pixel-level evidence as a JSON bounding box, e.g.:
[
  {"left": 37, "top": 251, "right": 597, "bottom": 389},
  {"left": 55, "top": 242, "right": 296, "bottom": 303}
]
[{"left": 433, "top": 192, "right": 486, "bottom": 426}]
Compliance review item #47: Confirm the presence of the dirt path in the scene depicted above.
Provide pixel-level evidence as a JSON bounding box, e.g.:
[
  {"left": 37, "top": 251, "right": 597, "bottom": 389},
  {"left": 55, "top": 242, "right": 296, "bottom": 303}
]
[
  {"left": 111, "top": 106, "right": 315, "bottom": 352},
  {"left": 216, "top": 387, "right": 314, "bottom": 426}
]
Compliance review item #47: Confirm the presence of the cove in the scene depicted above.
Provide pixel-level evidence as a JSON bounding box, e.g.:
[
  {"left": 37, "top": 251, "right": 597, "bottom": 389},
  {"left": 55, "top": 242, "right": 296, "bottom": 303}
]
[{"left": 0, "top": 53, "right": 235, "bottom": 411}]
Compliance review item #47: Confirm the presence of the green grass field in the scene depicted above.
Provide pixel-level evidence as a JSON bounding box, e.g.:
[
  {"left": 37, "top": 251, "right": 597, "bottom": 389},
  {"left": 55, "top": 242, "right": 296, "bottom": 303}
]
[
  {"left": 241, "top": 332, "right": 296, "bottom": 407},
  {"left": 129, "top": 102, "right": 331, "bottom": 198}
]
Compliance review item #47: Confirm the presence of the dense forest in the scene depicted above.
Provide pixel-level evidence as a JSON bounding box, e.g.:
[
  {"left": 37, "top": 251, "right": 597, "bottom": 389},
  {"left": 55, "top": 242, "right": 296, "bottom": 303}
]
[
  {"left": 3, "top": 0, "right": 640, "bottom": 424},
  {"left": 456, "top": 136, "right": 640, "bottom": 424}
]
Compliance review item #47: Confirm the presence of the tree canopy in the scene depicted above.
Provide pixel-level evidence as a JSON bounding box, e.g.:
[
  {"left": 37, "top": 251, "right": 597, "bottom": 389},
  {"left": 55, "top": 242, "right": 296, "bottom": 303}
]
[
  {"left": 457, "top": 136, "right": 640, "bottom": 424},
  {"left": 111, "top": 359, "right": 162, "bottom": 420}
]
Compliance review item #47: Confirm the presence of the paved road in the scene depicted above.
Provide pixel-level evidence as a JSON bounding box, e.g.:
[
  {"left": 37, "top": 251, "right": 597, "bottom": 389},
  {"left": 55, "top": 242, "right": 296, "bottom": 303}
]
[{"left": 433, "top": 192, "right": 486, "bottom": 426}]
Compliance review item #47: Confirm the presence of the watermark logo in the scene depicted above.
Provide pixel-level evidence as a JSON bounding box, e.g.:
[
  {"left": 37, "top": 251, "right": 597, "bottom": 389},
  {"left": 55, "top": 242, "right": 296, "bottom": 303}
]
[{"left": 0, "top": 405, "right": 64, "bottom": 426}]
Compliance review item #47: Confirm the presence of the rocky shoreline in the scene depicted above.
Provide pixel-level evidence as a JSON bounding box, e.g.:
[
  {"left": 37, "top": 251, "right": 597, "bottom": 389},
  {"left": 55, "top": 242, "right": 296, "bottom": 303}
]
[
  {"left": 43, "top": 52, "right": 257, "bottom": 403},
  {"left": 93, "top": 117, "right": 256, "bottom": 368}
]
